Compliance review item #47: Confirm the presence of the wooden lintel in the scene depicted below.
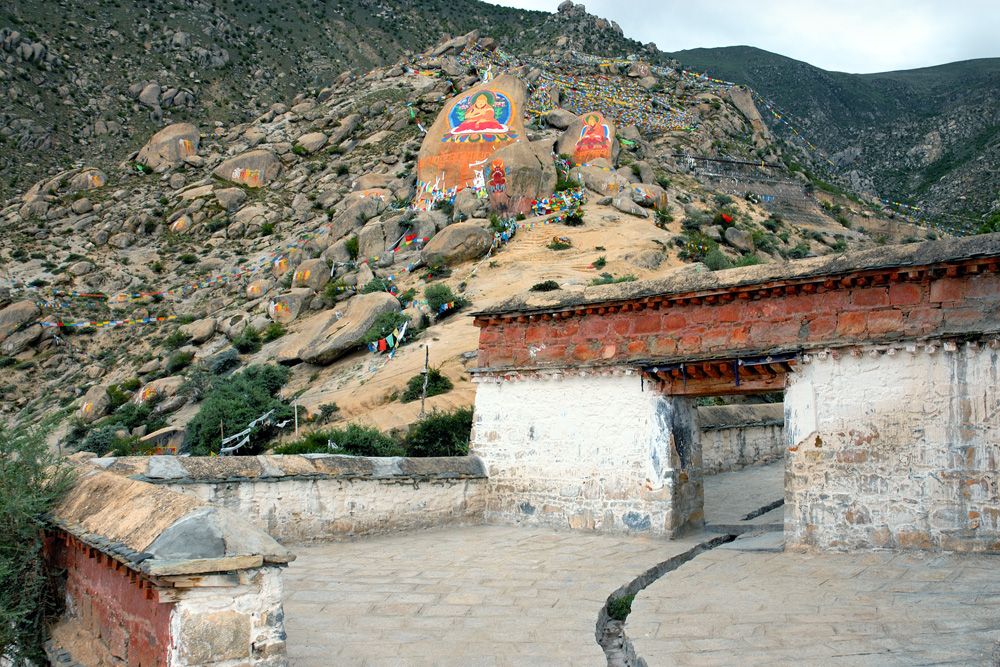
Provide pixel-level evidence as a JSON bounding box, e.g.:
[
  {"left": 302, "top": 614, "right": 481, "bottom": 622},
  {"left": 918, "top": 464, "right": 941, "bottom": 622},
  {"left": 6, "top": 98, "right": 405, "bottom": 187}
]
[
  {"left": 703, "top": 365, "right": 721, "bottom": 378},
  {"left": 658, "top": 371, "right": 785, "bottom": 397}
]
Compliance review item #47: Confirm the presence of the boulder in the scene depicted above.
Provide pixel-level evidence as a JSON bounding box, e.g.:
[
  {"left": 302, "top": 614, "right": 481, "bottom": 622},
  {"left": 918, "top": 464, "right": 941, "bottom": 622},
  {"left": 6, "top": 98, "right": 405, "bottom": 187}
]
[
  {"left": 215, "top": 187, "right": 246, "bottom": 212},
  {"left": 292, "top": 258, "right": 330, "bottom": 291},
  {"left": 213, "top": 150, "right": 281, "bottom": 188},
  {"left": 78, "top": 385, "right": 109, "bottom": 424},
  {"left": 266, "top": 288, "right": 313, "bottom": 324},
  {"left": 136, "top": 123, "right": 199, "bottom": 170},
  {"left": 725, "top": 227, "right": 755, "bottom": 253},
  {"left": 66, "top": 169, "right": 107, "bottom": 193},
  {"left": 180, "top": 317, "right": 217, "bottom": 344},
  {"left": 415, "top": 75, "right": 528, "bottom": 207},
  {"left": 0, "top": 323, "right": 41, "bottom": 355},
  {"left": 295, "top": 132, "right": 328, "bottom": 154},
  {"left": 218, "top": 312, "right": 254, "bottom": 341},
  {"left": 135, "top": 376, "right": 184, "bottom": 405},
  {"left": 420, "top": 222, "right": 493, "bottom": 265},
  {"left": 279, "top": 292, "right": 399, "bottom": 365},
  {"left": 71, "top": 198, "right": 93, "bottom": 215},
  {"left": 482, "top": 140, "right": 557, "bottom": 216},
  {"left": 577, "top": 160, "right": 631, "bottom": 196},
  {"left": 556, "top": 111, "right": 619, "bottom": 166},
  {"left": 544, "top": 108, "right": 578, "bottom": 130},
  {"left": 612, "top": 195, "right": 648, "bottom": 217},
  {"left": 0, "top": 300, "right": 39, "bottom": 339},
  {"left": 138, "top": 83, "right": 161, "bottom": 106},
  {"left": 245, "top": 280, "right": 271, "bottom": 299},
  {"left": 630, "top": 183, "right": 670, "bottom": 211}
]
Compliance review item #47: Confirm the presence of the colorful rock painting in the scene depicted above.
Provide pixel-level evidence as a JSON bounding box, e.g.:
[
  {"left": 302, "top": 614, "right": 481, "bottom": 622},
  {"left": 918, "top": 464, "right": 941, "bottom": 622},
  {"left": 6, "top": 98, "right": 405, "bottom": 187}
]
[
  {"left": 178, "top": 138, "right": 195, "bottom": 155},
  {"left": 246, "top": 283, "right": 265, "bottom": 298},
  {"left": 136, "top": 385, "right": 157, "bottom": 404},
  {"left": 272, "top": 258, "right": 289, "bottom": 275},
  {"left": 269, "top": 300, "right": 291, "bottom": 322},
  {"left": 443, "top": 90, "right": 516, "bottom": 143},
  {"left": 231, "top": 168, "right": 263, "bottom": 186},
  {"left": 574, "top": 112, "right": 613, "bottom": 163},
  {"left": 294, "top": 269, "right": 311, "bottom": 283},
  {"left": 170, "top": 218, "right": 188, "bottom": 233}
]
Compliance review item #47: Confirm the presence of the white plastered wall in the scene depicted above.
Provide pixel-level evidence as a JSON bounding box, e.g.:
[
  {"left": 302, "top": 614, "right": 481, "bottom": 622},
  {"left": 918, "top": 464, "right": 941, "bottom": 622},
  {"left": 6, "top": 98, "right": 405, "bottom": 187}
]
[{"left": 471, "top": 372, "right": 703, "bottom": 537}]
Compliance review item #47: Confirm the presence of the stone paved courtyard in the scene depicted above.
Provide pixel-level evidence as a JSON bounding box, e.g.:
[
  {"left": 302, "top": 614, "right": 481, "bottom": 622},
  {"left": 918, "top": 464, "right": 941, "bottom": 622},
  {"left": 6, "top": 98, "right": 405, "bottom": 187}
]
[{"left": 281, "top": 463, "right": 1000, "bottom": 665}]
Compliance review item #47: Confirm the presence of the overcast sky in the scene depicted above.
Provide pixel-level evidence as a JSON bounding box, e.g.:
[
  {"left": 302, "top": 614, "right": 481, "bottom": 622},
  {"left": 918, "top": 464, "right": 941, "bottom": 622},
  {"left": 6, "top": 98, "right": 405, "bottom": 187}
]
[{"left": 482, "top": 0, "right": 1000, "bottom": 74}]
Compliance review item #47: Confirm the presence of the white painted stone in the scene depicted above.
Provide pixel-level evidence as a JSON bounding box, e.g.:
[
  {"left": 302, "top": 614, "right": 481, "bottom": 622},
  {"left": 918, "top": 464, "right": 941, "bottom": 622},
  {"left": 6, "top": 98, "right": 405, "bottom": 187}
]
[
  {"left": 785, "top": 343, "right": 1000, "bottom": 552},
  {"left": 471, "top": 373, "right": 702, "bottom": 537}
]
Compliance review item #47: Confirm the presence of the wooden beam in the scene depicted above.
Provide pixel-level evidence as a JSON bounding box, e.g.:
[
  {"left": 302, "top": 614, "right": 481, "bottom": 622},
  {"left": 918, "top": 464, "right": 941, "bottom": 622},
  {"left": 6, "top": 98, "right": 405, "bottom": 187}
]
[{"left": 656, "top": 371, "right": 785, "bottom": 397}]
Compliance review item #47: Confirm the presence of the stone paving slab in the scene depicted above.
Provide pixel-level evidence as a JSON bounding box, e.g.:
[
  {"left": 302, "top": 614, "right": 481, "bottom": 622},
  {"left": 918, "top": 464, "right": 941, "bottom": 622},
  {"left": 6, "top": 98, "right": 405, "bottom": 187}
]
[
  {"left": 703, "top": 460, "right": 784, "bottom": 530},
  {"left": 282, "top": 526, "right": 707, "bottom": 666},
  {"left": 627, "top": 548, "right": 1000, "bottom": 666}
]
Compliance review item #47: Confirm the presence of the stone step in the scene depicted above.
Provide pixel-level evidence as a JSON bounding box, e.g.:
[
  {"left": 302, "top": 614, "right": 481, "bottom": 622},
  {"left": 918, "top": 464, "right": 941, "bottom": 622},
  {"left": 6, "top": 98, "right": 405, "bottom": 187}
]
[{"left": 716, "top": 529, "right": 786, "bottom": 552}]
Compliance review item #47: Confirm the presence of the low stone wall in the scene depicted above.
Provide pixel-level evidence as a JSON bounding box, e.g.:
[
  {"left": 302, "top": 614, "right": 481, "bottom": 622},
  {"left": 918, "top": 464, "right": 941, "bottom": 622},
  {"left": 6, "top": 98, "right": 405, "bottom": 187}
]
[
  {"left": 699, "top": 404, "right": 785, "bottom": 474},
  {"left": 785, "top": 339, "right": 1000, "bottom": 552},
  {"left": 470, "top": 370, "right": 703, "bottom": 537},
  {"left": 91, "top": 454, "right": 489, "bottom": 543},
  {"left": 45, "top": 457, "right": 294, "bottom": 666}
]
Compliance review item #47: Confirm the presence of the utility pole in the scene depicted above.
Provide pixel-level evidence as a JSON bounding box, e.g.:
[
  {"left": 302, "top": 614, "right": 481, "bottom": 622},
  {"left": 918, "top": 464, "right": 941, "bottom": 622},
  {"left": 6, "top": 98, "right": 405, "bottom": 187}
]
[
  {"left": 420, "top": 345, "right": 429, "bottom": 417},
  {"left": 294, "top": 397, "right": 299, "bottom": 440}
]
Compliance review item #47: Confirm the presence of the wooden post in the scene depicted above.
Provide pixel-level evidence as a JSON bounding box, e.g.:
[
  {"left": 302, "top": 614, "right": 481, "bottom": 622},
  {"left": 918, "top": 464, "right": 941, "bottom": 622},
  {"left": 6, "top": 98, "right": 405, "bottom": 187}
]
[{"left": 420, "top": 346, "right": 430, "bottom": 417}]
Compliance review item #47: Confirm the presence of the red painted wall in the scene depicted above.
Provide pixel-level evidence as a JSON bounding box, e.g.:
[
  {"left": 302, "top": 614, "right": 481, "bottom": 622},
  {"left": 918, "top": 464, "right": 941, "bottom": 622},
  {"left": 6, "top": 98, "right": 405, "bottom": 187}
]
[
  {"left": 476, "top": 270, "right": 1000, "bottom": 369},
  {"left": 46, "top": 534, "right": 173, "bottom": 666}
]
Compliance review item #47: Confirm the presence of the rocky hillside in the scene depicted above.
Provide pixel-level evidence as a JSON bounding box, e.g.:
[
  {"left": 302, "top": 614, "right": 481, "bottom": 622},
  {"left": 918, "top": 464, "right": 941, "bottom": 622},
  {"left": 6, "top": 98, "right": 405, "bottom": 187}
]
[
  {"left": 668, "top": 46, "right": 1000, "bottom": 226},
  {"left": 0, "top": 0, "right": 661, "bottom": 200},
  {"left": 0, "top": 25, "right": 941, "bottom": 455}
]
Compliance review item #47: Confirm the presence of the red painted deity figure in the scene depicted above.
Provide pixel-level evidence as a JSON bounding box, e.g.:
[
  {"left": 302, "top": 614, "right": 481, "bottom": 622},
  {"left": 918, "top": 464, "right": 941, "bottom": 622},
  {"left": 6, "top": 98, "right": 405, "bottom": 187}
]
[
  {"left": 577, "top": 113, "right": 610, "bottom": 149},
  {"left": 452, "top": 93, "right": 507, "bottom": 134}
]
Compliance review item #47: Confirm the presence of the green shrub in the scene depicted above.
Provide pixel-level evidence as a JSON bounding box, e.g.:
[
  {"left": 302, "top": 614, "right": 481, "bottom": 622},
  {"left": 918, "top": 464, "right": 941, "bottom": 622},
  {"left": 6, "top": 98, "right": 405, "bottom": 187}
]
[
  {"left": 592, "top": 256, "right": 607, "bottom": 270},
  {"left": 105, "top": 384, "right": 131, "bottom": 411},
  {"left": 529, "top": 280, "right": 560, "bottom": 292},
  {"left": 163, "top": 330, "right": 190, "bottom": 351},
  {"left": 589, "top": 273, "right": 637, "bottom": 286},
  {"left": 422, "top": 253, "right": 452, "bottom": 280},
  {"left": 232, "top": 325, "right": 262, "bottom": 354},
  {"left": 275, "top": 423, "right": 403, "bottom": 457},
  {"left": 0, "top": 357, "right": 16, "bottom": 369},
  {"left": 317, "top": 403, "right": 340, "bottom": 423},
  {"left": 262, "top": 322, "right": 287, "bottom": 342},
  {"left": 425, "top": 283, "right": 468, "bottom": 318},
  {"left": 165, "top": 350, "right": 195, "bottom": 375},
  {"left": 555, "top": 176, "right": 580, "bottom": 192},
  {"left": 607, "top": 594, "right": 635, "bottom": 621},
  {"left": 787, "top": 243, "right": 811, "bottom": 259},
  {"left": 361, "top": 311, "right": 410, "bottom": 346},
  {"left": 562, "top": 212, "right": 584, "bottom": 226},
  {"left": 0, "top": 427, "right": 75, "bottom": 663},
  {"left": 360, "top": 277, "right": 391, "bottom": 294},
  {"left": 396, "top": 288, "right": 416, "bottom": 304},
  {"left": 209, "top": 349, "right": 241, "bottom": 375},
  {"left": 547, "top": 240, "right": 571, "bottom": 251},
  {"left": 119, "top": 377, "right": 141, "bottom": 392},
  {"left": 405, "top": 407, "right": 473, "bottom": 457},
  {"left": 336, "top": 164, "right": 350, "bottom": 176},
  {"left": 186, "top": 364, "right": 293, "bottom": 456},
  {"left": 178, "top": 253, "right": 198, "bottom": 264},
  {"left": 702, "top": 249, "right": 732, "bottom": 271},
  {"left": 401, "top": 368, "right": 453, "bottom": 403},
  {"left": 344, "top": 235, "right": 359, "bottom": 259}
]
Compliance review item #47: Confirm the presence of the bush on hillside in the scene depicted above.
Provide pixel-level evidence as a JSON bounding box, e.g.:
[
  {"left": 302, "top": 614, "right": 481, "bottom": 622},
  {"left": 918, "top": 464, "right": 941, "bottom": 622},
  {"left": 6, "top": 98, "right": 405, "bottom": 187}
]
[
  {"left": 275, "top": 423, "right": 404, "bottom": 457},
  {"left": 400, "top": 367, "right": 453, "bottom": 403},
  {"left": 185, "top": 364, "right": 292, "bottom": 456},
  {"left": 405, "top": 407, "right": 473, "bottom": 457}
]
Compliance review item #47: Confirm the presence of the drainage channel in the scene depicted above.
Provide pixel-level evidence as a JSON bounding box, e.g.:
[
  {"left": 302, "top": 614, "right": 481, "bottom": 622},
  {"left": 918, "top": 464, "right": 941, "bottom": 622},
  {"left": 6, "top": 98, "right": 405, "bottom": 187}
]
[{"left": 596, "top": 533, "right": 736, "bottom": 667}]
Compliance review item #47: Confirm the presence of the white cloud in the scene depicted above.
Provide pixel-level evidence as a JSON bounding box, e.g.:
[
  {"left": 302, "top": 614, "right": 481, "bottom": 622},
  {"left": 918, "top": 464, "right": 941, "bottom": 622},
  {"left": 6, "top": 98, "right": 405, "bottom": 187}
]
[{"left": 482, "top": 0, "right": 1000, "bottom": 73}]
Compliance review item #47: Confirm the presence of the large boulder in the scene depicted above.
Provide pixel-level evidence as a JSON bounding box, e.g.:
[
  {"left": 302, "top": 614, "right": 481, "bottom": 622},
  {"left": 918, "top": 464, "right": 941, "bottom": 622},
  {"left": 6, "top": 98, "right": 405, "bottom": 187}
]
[
  {"left": 136, "top": 123, "right": 200, "bottom": 170},
  {"left": 630, "top": 183, "right": 670, "bottom": 211},
  {"left": 556, "top": 111, "right": 619, "bottom": 166},
  {"left": 135, "top": 376, "right": 185, "bottom": 405},
  {"left": 0, "top": 323, "right": 41, "bottom": 356},
  {"left": 0, "top": 300, "right": 39, "bottom": 339},
  {"left": 213, "top": 150, "right": 281, "bottom": 188},
  {"left": 179, "top": 317, "right": 217, "bottom": 344},
  {"left": 420, "top": 222, "right": 493, "bottom": 265},
  {"left": 295, "top": 132, "right": 328, "bottom": 154},
  {"left": 215, "top": 187, "right": 246, "bottom": 211},
  {"left": 576, "top": 160, "right": 631, "bottom": 196},
  {"left": 266, "top": 288, "right": 313, "bottom": 324},
  {"left": 66, "top": 169, "right": 108, "bottom": 193},
  {"left": 415, "top": 75, "right": 528, "bottom": 208},
  {"left": 78, "top": 384, "right": 109, "bottom": 424},
  {"left": 292, "top": 258, "right": 330, "bottom": 291},
  {"left": 483, "top": 141, "right": 557, "bottom": 216},
  {"left": 278, "top": 292, "right": 400, "bottom": 366}
]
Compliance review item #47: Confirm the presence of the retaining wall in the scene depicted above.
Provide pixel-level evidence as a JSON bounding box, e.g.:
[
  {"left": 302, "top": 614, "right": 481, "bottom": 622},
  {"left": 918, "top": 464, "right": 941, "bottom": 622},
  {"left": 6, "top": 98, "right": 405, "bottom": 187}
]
[
  {"left": 699, "top": 404, "right": 785, "bottom": 474},
  {"left": 91, "top": 454, "right": 489, "bottom": 543}
]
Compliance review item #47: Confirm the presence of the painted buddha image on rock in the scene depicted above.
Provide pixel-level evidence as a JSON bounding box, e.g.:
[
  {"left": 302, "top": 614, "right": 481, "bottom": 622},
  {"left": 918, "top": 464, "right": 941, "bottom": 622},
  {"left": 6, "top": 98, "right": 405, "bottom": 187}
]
[
  {"left": 573, "top": 112, "right": 613, "bottom": 163},
  {"left": 443, "top": 90, "right": 516, "bottom": 143}
]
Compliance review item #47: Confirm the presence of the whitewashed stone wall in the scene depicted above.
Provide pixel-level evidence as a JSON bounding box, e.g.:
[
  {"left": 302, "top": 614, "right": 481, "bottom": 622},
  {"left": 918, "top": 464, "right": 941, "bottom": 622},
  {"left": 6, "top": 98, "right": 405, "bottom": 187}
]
[
  {"left": 168, "top": 566, "right": 287, "bottom": 667},
  {"left": 785, "top": 341, "right": 1000, "bottom": 552},
  {"left": 699, "top": 404, "right": 785, "bottom": 474},
  {"left": 471, "top": 371, "right": 703, "bottom": 537},
  {"left": 170, "top": 476, "right": 487, "bottom": 543}
]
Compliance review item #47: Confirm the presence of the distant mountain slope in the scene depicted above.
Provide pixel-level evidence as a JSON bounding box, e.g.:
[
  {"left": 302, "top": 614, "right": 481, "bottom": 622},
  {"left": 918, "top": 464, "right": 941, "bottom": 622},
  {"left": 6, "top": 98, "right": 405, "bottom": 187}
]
[
  {"left": 668, "top": 46, "right": 1000, "bottom": 220},
  {"left": 0, "top": 0, "right": 658, "bottom": 199}
]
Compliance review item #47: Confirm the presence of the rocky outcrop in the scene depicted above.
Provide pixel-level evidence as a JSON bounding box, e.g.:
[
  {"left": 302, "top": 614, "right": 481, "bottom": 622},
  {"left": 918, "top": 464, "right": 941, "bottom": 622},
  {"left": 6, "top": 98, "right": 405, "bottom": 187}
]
[
  {"left": 276, "top": 292, "right": 400, "bottom": 365},
  {"left": 136, "top": 124, "right": 200, "bottom": 171},
  {"left": 420, "top": 223, "right": 494, "bottom": 265},
  {"left": 213, "top": 150, "right": 281, "bottom": 188},
  {"left": 556, "top": 111, "right": 619, "bottom": 167}
]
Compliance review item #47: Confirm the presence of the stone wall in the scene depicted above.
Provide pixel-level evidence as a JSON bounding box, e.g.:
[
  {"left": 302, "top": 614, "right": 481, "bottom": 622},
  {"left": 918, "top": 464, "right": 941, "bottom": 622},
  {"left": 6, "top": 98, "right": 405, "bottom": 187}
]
[
  {"left": 699, "top": 404, "right": 785, "bottom": 474},
  {"left": 45, "top": 458, "right": 294, "bottom": 667},
  {"left": 93, "top": 454, "right": 489, "bottom": 543},
  {"left": 470, "top": 370, "right": 703, "bottom": 537},
  {"left": 785, "top": 340, "right": 1000, "bottom": 552}
]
